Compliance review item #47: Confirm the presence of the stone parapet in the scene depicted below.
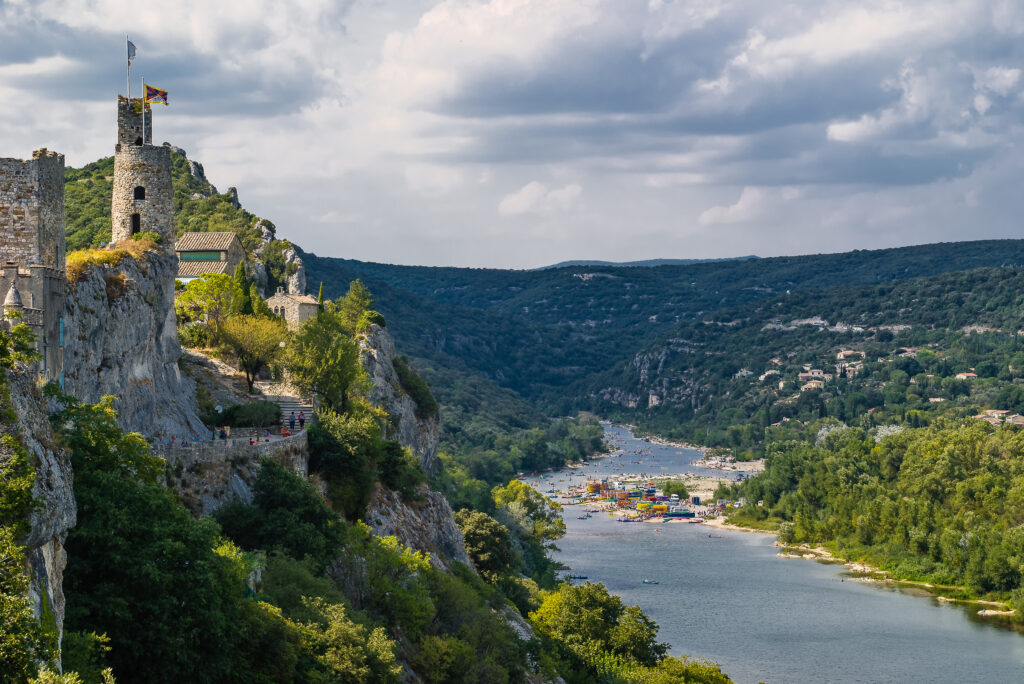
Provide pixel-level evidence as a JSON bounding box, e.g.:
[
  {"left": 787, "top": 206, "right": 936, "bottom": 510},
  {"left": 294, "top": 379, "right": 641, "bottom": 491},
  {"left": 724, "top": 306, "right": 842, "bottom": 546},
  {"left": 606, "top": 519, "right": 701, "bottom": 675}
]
[{"left": 155, "top": 431, "right": 310, "bottom": 515}]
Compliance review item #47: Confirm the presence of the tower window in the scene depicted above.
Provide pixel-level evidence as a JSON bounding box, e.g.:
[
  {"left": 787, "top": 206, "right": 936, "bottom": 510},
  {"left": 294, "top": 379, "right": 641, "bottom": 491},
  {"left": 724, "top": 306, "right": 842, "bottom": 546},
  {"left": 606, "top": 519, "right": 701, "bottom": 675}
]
[
  {"left": 131, "top": 213, "right": 141, "bottom": 234},
  {"left": 134, "top": 136, "right": 143, "bottom": 146},
  {"left": 134, "top": 186, "right": 145, "bottom": 200}
]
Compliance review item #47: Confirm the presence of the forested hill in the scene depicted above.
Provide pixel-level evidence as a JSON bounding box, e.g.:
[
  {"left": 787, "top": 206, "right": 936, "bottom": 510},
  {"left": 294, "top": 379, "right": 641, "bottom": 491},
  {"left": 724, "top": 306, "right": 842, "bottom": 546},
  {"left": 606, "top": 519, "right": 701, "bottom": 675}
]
[
  {"left": 582, "top": 265, "right": 1024, "bottom": 452},
  {"left": 304, "top": 241, "right": 1024, "bottom": 421}
]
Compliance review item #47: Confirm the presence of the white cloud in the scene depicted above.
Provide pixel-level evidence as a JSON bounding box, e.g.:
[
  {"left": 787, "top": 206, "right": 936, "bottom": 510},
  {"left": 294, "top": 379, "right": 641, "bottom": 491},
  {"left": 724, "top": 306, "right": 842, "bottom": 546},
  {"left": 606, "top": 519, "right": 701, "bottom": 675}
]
[
  {"left": 498, "top": 181, "right": 582, "bottom": 215},
  {"left": 698, "top": 186, "right": 764, "bottom": 225}
]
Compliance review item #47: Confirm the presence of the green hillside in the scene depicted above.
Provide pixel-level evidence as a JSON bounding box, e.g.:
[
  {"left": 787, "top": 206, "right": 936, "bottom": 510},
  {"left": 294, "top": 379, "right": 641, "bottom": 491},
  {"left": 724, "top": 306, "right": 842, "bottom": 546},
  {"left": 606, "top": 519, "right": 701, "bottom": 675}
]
[{"left": 581, "top": 265, "right": 1024, "bottom": 453}]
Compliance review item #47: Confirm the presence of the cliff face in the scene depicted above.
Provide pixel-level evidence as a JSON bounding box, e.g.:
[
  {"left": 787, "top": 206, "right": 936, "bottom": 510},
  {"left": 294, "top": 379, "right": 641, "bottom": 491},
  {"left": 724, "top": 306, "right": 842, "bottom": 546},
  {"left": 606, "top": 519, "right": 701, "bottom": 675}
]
[
  {"left": 6, "top": 371, "right": 75, "bottom": 657},
  {"left": 359, "top": 325, "right": 440, "bottom": 476},
  {"left": 63, "top": 251, "right": 205, "bottom": 438},
  {"left": 363, "top": 484, "right": 473, "bottom": 572}
]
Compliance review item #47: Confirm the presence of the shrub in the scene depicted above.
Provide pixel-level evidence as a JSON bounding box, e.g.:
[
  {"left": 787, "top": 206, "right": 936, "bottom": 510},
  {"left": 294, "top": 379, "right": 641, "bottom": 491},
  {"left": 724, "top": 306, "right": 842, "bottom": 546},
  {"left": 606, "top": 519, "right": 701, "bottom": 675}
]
[
  {"left": 220, "top": 401, "right": 281, "bottom": 428},
  {"left": 65, "top": 240, "right": 159, "bottom": 283},
  {"left": 356, "top": 310, "right": 386, "bottom": 331},
  {"left": 178, "top": 323, "right": 213, "bottom": 349},
  {"left": 130, "top": 230, "right": 162, "bottom": 244},
  {"left": 392, "top": 356, "right": 439, "bottom": 419}
]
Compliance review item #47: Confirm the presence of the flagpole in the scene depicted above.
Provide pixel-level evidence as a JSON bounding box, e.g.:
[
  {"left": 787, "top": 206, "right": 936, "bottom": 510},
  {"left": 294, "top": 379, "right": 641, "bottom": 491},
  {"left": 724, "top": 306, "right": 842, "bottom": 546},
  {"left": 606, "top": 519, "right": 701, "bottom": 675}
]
[
  {"left": 141, "top": 76, "right": 146, "bottom": 144},
  {"left": 126, "top": 35, "right": 130, "bottom": 98}
]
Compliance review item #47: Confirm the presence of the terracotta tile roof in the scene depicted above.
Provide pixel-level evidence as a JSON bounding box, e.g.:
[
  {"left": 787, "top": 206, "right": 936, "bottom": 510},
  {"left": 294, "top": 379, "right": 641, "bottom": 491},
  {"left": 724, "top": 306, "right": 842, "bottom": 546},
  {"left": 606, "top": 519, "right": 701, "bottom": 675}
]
[
  {"left": 175, "top": 231, "right": 241, "bottom": 252},
  {"left": 177, "top": 260, "right": 232, "bottom": 277}
]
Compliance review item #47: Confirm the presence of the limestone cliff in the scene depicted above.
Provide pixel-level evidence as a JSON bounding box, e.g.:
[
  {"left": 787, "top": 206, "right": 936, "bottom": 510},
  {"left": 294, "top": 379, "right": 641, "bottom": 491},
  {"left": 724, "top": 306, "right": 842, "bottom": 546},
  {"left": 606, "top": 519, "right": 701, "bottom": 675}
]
[
  {"left": 362, "top": 484, "right": 473, "bottom": 572},
  {"left": 359, "top": 324, "right": 440, "bottom": 476},
  {"left": 63, "top": 250, "right": 205, "bottom": 438},
  {"left": 6, "top": 371, "right": 75, "bottom": 658}
]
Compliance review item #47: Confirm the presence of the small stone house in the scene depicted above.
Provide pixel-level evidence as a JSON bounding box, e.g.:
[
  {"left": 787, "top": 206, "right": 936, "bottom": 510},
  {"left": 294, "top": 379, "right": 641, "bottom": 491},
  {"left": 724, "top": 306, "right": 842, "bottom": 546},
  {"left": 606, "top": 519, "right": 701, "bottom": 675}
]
[
  {"left": 265, "top": 286, "right": 318, "bottom": 329},
  {"left": 174, "top": 231, "right": 245, "bottom": 285}
]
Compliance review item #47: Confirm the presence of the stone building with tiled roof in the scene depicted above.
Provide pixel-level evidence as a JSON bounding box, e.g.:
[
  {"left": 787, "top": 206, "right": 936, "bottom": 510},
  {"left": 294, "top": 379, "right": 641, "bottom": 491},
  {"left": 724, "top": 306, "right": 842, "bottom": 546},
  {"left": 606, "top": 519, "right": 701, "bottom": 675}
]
[
  {"left": 174, "top": 231, "right": 244, "bottom": 284},
  {"left": 265, "top": 286, "right": 318, "bottom": 329}
]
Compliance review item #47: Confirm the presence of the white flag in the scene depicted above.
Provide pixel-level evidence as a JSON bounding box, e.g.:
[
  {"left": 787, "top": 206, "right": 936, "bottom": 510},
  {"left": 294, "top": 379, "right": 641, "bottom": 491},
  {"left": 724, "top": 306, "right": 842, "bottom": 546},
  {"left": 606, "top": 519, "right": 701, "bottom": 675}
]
[{"left": 127, "top": 39, "right": 137, "bottom": 65}]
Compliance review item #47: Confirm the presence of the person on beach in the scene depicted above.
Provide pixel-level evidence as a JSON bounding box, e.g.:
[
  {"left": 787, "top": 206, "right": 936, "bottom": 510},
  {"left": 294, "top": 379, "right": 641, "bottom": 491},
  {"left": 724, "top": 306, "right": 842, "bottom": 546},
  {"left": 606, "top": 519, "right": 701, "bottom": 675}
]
[
  {"left": 289, "top": 412, "right": 296, "bottom": 431},
  {"left": 298, "top": 411, "right": 306, "bottom": 430}
]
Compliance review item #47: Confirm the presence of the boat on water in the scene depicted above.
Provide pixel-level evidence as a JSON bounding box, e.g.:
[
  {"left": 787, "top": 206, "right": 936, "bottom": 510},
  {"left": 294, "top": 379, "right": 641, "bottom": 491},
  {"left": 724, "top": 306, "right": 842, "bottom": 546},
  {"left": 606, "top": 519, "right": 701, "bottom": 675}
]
[
  {"left": 566, "top": 574, "right": 588, "bottom": 580},
  {"left": 642, "top": 579, "right": 659, "bottom": 584}
]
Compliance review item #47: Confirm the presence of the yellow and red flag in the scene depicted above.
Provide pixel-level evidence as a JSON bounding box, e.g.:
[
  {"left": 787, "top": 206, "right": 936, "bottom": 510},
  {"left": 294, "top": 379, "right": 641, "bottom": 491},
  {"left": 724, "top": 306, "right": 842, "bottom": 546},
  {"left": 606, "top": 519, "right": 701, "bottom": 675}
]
[{"left": 144, "top": 83, "right": 168, "bottom": 105}]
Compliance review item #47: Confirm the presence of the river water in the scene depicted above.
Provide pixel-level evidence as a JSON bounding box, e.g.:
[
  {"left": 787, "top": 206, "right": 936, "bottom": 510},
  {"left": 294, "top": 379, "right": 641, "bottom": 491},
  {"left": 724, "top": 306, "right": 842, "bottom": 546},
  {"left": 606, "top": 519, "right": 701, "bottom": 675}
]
[{"left": 534, "top": 425, "right": 1024, "bottom": 683}]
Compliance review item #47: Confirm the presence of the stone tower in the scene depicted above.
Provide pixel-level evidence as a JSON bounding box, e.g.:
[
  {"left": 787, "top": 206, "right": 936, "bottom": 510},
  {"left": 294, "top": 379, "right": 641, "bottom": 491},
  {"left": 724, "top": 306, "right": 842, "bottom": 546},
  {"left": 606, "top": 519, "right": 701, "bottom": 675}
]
[
  {"left": 0, "top": 148, "right": 66, "bottom": 384},
  {"left": 111, "top": 96, "right": 173, "bottom": 247}
]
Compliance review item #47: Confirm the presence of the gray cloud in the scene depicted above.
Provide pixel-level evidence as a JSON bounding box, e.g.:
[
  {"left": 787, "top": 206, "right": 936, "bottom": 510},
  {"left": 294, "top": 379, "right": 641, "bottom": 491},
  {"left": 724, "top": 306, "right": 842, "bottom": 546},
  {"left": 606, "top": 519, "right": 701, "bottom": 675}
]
[{"left": 1, "top": 1, "right": 1024, "bottom": 267}]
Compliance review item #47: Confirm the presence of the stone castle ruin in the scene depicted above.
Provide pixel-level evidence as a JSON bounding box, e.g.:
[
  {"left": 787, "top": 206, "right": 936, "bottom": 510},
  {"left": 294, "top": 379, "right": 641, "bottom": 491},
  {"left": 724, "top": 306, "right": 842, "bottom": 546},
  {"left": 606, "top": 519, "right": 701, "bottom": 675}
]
[
  {"left": 0, "top": 148, "right": 66, "bottom": 385},
  {"left": 111, "top": 96, "right": 173, "bottom": 247}
]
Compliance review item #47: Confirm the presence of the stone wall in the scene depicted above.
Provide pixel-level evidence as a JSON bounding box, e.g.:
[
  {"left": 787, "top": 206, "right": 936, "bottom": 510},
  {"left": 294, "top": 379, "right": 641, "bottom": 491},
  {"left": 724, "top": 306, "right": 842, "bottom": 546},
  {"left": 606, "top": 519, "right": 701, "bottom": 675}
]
[
  {"left": 156, "top": 431, "right": 309, "bottom": 515},
  {"left": 116, "top": 96, "right": 152, "bottom": 147},
  {"left": 111, "top": 144, "right": 173, "bottom": 246},
  {"left": 0, "top": 149, "right": 64, "bottom": 269},
  {"left": 0, "top": 148, "right": 66, "bottom": 383}
]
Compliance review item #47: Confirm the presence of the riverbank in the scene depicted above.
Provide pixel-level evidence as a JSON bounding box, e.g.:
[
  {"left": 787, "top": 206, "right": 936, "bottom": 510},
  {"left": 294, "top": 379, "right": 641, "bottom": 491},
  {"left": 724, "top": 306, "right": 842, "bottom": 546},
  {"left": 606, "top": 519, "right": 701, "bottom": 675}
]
[{"left": 705, "top": 515, "right": 1017, "bottom": 618}]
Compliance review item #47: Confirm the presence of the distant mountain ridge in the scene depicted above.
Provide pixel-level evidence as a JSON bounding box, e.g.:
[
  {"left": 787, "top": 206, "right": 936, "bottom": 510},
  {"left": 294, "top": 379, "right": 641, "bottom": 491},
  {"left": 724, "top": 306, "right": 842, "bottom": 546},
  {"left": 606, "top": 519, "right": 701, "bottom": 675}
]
[{"left": 536, "top": 255, "right": 759, "bottom": 269}]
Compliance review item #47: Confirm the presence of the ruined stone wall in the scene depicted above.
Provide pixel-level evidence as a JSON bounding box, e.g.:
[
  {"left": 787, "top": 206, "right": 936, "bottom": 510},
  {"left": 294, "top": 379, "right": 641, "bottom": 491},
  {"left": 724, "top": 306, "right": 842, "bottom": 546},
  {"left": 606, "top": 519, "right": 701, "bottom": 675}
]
[{"left": 0, "top": 149, "right": 64, "bottom": 269}]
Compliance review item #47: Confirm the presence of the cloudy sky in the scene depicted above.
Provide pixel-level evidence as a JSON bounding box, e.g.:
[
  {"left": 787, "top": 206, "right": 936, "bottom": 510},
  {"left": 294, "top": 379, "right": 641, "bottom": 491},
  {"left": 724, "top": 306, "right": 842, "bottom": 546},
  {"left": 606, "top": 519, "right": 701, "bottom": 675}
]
[{"left": 2, "top": 1, "right": 1023, "bottom": 267}]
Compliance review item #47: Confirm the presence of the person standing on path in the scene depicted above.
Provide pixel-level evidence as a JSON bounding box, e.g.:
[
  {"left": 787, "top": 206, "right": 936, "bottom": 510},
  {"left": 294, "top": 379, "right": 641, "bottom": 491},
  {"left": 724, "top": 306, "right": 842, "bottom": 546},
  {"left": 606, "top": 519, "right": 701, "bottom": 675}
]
[
  {"left": 289, "top": 412, "right": 296, "bottom": 432},
  {"left": 298, "top": 411, "right": 306, "bottom": 430}
]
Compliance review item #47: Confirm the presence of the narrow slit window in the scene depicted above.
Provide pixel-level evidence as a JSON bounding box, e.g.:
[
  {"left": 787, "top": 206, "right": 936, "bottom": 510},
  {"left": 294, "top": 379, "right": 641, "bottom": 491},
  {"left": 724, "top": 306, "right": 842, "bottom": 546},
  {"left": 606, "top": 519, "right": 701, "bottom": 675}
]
[{"left": 131, "top": 213, "right": 141, "bottom": 234}]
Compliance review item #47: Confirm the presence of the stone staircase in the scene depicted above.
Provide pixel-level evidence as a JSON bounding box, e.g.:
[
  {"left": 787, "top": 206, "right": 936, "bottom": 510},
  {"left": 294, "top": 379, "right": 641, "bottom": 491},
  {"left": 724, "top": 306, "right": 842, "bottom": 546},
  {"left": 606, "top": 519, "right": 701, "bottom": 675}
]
[{"left": 266, "top": 394, "right": 315, "bottom": 431}]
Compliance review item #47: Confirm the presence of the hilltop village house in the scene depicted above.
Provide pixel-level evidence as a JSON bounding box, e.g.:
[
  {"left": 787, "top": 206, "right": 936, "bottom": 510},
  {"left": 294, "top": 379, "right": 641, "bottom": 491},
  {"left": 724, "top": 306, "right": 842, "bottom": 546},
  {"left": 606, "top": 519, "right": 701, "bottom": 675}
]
[
  {"left": 265, "top": 286, "right": 318, "bottom": 329},
  {"left": 174, "top": 231, "right": 245, "bottom": 285}
]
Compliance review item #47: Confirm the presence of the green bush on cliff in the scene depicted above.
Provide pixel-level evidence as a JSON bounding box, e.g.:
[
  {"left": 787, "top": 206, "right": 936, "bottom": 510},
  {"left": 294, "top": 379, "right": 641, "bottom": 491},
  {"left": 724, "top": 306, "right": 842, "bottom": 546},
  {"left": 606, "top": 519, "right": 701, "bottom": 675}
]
[{"left": 392, "top": 355, "right": 439, "bottom": 420}]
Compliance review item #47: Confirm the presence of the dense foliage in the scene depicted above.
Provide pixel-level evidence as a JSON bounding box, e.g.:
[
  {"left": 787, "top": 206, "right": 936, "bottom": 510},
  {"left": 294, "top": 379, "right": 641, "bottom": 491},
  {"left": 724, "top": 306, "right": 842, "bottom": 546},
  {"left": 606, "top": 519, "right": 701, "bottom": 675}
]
[
  {"left": 0, "top": 328, "right": 52, "bottom": 682},
  {"left": 721, "top": 419, "right": 1024, "bottom": 611}
]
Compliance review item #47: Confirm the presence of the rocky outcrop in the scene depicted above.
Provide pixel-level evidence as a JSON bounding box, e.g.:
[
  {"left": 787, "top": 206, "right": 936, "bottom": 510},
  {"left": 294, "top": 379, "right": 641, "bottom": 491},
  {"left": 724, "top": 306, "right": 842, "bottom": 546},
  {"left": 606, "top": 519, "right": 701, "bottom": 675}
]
[
  {"left": 282, "top": 244, "right": 306, "bottom": 295},
  {"left": 6, "top": 371, "right": 75, "bottom": 660},
  {"left": 63, "top": 250, "right": 206, "bottom": 438},
  {"left": 359, "top": 324, "right": 440, "bottom": 476},
  {"left": 363, "top": 484, "right": 473, "bottom": 572}
]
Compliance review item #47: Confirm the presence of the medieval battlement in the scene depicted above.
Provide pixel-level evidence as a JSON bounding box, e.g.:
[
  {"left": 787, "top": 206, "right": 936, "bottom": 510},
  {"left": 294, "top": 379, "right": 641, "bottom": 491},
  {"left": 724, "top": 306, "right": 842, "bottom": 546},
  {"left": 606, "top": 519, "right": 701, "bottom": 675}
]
[
  {"left": 0, "top": 149, "right": 65, "bottom": 270},
  {"left": 116, "top": 95, "right": 153, "bottom": 148}
]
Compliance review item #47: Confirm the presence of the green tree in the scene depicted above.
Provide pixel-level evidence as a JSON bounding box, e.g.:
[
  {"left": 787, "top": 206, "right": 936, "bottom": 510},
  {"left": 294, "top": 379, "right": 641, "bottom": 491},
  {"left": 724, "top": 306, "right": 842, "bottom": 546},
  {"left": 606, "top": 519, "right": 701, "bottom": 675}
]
[
  {"left": 56, "top": 394, "right": 289, "bottom": 683},
  {"left": 173, "top": 273, "right": 234, "bottom": 338},
  {"left": 285, "top": 310, "right": 366, "bottom": 412},
  {"left": 230, "top": 261, "right": 253, "bottom": 316},
  {"left": 530, "top": 582, "right": 667, "bottom": 669},
  {"left": 337, "top": 280, "right": 373, "bottom": 333},
  {"left": 250, "top": 283, "right": 275, "bottom": 318},
  {"left": 453, "top": 510, "right": 517, "bottom": 583},
  {"left": 317, "top": 282, "right": 324, "bottom": 313},
  {"left": 300, "top": 598, "right": 402, "bottom": 684},
  {"left": 219, "top": 315, "right": 287, "bottom": 392}
]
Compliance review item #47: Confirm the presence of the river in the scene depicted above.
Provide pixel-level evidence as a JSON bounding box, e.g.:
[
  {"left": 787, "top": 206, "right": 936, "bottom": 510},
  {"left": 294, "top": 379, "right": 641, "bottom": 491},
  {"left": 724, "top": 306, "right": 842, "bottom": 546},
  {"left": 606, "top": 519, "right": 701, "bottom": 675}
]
[{"left": 531, "top": 425, "right": 1024, "bottom": 683}]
